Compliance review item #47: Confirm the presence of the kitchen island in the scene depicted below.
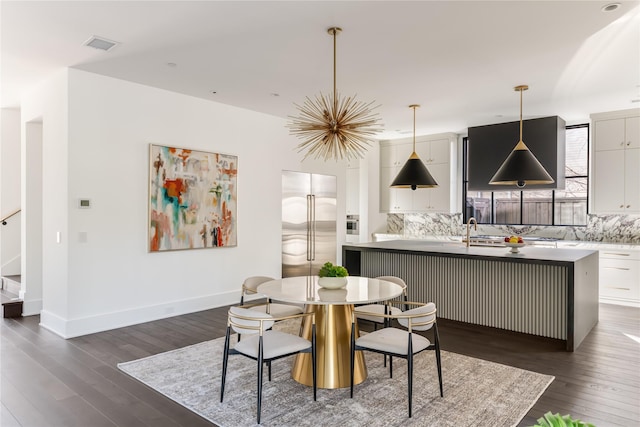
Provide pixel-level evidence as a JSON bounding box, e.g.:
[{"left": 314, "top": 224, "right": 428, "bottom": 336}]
[{"left": 343, "top": 240, "right": 599, "bottom": 351}]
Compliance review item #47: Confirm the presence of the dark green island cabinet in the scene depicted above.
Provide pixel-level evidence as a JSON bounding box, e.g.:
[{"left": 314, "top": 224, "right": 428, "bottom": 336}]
[{"left": 343, "top": 240, "right": 599, "bottom": 351}]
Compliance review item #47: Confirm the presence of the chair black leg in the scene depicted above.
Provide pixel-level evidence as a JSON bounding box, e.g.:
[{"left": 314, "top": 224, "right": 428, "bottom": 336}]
[
  {"left": 257, "top": 337, "right": 264, "bottom": 424},
  {"left": 312, "top": 324, "right": 317, "bottom": 401},
  {"left": 220, "top": 326, "right": 231, "bottom": 402},
  {"left": 407, "top": 334, "right": 414, "bottom": 418},
  {"left": 389, "top": 356, "right": 393, "bottom": 378},
  {"left": 350, "top": 322, "right": 355, "bottom": 398},
  {"left": 434, "top": 323, "right": 443, "bottom": 397},
  {"left": 268, "top": 360, "right": 272, "bottom": 382}
]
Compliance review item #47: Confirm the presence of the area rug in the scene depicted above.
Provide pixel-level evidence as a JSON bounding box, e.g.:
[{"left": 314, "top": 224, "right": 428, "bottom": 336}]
[{"left": 118, "top": 321, "right": 553, "bottom": 427}]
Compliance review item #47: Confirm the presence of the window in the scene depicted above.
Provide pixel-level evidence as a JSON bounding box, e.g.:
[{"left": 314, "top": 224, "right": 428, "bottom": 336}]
[{"left": 463, "top": 124, "right": 589, "bottom": 226}]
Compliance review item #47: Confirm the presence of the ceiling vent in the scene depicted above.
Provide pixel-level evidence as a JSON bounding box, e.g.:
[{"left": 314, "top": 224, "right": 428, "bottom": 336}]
[{"left": 83, "top": 36, "right": 119, "bottom": 52}]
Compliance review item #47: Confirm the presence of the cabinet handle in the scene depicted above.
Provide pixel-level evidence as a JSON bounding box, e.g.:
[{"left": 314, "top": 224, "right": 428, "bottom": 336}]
[
  {"left": 627, "top": 205, "right": 631, "bottom": 208},
  {"left": 603, "top": 252, "right": 630, "bottom": 256},
  {"left": 605, "top": 286, "right": 630, "bottom": 290},
  {"left": 604, "top": 266, "right": 630, "bottom": 271},
  {"left": 621, "top": 141, "right": 625, "bottom": 146},
  {"left": 627, "top": 141, "right": 631, "bottom": 146},
  {"left": 620, "top": 204, "right": 624, "bottom": 208}
]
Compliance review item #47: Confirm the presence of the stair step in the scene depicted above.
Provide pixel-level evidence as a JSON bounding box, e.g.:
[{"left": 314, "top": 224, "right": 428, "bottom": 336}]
[
  {"left": 4, "top": 275, "right": 21, "bottom": 284},
  {"left": 0, "top": 288, "right": 22, "bottom": 318},
  {"left": 1, "top": 288, "right": 20, "bottom": 303},
  {"left": 2, "top": 275, "right": 21, "bottom": 295}
]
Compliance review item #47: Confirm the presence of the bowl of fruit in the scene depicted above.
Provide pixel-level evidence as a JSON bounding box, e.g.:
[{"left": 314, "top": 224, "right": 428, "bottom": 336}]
[{"left": 504, "top": 235, "right": 525, "bottom": 253}]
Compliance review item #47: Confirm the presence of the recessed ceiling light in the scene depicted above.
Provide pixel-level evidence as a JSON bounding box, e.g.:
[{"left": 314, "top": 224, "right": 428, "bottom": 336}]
[
  {"left": 270, "top": 93, "right": 280, "bottom": 97},
  {"left": 167, "top": 62, "right": 177, "bottom": 68},
  {"left": 83, "top": 35, "right": 119, "bottom": 52},
  {"left": 632, "top": 99, "right": 640, "bottom": 103},
  {"left": 211, "top": 91, "right": 217, "bottom": 95},
  {"left": 601, "top": 3, "right": 621, "bottom": 12}
]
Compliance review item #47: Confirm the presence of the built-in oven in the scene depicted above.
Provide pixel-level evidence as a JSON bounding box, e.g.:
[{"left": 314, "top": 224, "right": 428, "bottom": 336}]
[{"left": 346, "top": 215, "right": 359, "bottom": 235}]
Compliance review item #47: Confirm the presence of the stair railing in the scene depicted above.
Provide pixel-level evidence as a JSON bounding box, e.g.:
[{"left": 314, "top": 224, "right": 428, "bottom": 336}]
[{"left": 1, "top": 209, "right": 21, "bottom": 225}]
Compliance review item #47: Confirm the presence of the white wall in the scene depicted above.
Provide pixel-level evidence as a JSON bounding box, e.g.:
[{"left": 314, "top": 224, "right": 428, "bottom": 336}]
[
  {"left": 0, "top": 108, "right": 22, "bottom": 276},
  {"left": 21, "top": 69, "right": 69, "bottom": 319},
  {"left": 364, "top": 143, "right": 387, "bottom": 237},
  {"left": 21, "top": 122, "right": 43, "bottom": 315},
  {"left": 21, "top": 68, "right": 350, "bottom": 337},
  {"left": 0, "top": 109, "right": 21, "bottom": 212}
]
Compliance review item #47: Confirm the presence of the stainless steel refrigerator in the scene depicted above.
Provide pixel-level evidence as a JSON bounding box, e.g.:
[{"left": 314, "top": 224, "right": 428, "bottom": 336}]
[{"left": 282, "top": 171, "right": 337, "bottom": 277}]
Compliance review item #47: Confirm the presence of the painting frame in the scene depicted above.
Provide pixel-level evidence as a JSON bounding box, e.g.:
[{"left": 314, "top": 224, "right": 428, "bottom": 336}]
[{"left": 148, "top": 144, "right": 238, "bottom": 252}]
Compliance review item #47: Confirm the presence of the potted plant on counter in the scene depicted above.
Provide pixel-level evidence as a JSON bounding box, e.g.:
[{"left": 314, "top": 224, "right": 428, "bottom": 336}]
[{"left": 318, "top": 262, "right": 349, "bottom": 289}]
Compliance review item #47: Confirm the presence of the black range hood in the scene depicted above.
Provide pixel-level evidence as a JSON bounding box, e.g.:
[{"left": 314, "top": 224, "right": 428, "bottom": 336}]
[{"left": 467, "top": 116, "right": 566, "bottom": 191}]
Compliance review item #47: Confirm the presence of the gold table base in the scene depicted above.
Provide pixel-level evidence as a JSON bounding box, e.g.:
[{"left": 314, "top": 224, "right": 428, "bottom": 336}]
[{"left": 291, "top": 304, "right": 367, "bottom": 389}]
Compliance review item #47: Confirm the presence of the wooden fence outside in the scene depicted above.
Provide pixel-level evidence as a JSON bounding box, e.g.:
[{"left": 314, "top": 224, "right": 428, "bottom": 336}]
[{"left": 468, "top": 197, "right": 587, "bottom": 225}]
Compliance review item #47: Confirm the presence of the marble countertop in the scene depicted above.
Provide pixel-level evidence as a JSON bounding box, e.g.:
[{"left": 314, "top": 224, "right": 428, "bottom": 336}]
[
  {"left": 345, "top": 239, "right": 598, "bottom": 263},
  {"left": 371, "top": 233, "right": 640, "bottom": 251}
]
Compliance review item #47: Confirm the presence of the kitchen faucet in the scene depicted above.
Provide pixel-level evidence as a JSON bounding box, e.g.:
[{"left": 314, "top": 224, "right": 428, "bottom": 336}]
[{"left": 466, "top": 217, "right": 477, "bottom": 248}]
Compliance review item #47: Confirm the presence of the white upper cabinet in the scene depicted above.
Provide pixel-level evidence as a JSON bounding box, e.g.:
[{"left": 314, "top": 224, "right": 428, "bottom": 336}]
[
  {"left": 380, "top": 142, "right": 413, "bottom": 168},
  {"left": 379, "top": 133, "right": 457, "bottom": 213},
  {"left": 411, "top": 163, "right": 450, "bottom": 211},
  {"left": 346, "top": 166, "right": 360, "bottom": 215},
  {"left": 594, "top": 116, "right": 640, "bottom": 151},
  {"left": 415, "top": 138, "right": 451, "bottom": 165},
  {"left": 591, "top": 109, "right": 640, "bottom": 213}
]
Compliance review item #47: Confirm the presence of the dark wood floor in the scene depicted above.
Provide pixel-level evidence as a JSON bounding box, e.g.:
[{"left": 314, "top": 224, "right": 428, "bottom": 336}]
[{"left": 1, "top": 303, "right": 638, "bottom": 426}]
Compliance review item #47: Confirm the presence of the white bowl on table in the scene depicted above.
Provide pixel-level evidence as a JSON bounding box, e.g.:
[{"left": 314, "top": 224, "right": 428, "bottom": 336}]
[
  {"left": 505, "top": 242, "right": 526, "bottom": 253},
  {"left": 318, "top": 277, "right": 348, "bottom": 289}
]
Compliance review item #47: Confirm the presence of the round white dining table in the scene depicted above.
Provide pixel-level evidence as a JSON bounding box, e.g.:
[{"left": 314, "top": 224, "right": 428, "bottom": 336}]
[{"left": 257, "top": 276, "right": 404, "bottom": 389}]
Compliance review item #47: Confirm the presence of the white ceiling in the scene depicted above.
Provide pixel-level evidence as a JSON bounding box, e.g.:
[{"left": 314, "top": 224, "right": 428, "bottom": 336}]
[{"left": 2, "top": 1, "right": 639, "bottom": 139}]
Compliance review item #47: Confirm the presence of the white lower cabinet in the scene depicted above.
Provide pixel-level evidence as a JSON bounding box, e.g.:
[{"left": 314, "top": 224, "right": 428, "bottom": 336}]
[
  {"left": 558, "top": 242, "right": 640, "bottom": 307},
  {"left": 598, "top": 249, "right": 640, "bottom": 306}
]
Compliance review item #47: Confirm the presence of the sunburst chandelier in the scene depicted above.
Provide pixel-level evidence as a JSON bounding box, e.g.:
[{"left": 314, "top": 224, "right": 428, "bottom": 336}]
[{"left": 288, "top": 27, "right": 383, "bottom": 161}]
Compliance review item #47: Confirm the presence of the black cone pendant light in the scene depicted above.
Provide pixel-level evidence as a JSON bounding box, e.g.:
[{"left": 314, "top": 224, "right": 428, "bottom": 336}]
[
  {"left": 390, "top": 105, "right": 438, "bottom": 190},
  {"left": 489, "top": 85, "right": 554, "bottom": 188}
]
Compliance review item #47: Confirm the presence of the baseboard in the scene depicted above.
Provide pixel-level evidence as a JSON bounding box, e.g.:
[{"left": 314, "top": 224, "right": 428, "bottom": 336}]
[
  {"left": 39, "top": 290, "right": 240, "bottom": 339},
  {"left": 40, "top": 310, "right": 69, "bottom": 338},
  {"left": 22, "top": 298, "right": 42, "bottom": 316},
  {"left": 599, "top": 297, "right": 640, "bottom": 308}
]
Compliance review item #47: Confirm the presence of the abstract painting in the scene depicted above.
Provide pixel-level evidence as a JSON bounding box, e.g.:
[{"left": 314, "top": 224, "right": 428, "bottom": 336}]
[{"left": 149, "top": 144, "right": 237, "bottom": 251}]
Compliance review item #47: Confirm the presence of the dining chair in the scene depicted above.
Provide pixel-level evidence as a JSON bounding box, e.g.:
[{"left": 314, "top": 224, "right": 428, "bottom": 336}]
[
  {"left": 220, "top": 306, "right": 317, "bottom": 424},
  {"left": 349, "top": 301, "right": 443, "bottom": 418},
  {"left": 240, "top": 276, "right": 304, "bottom": 317},
  {"left": 354, "top": 276, "right": 408, "bottom": 330}
]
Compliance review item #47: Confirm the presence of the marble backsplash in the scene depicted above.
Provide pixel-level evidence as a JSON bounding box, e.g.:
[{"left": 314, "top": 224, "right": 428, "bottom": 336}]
[{"left": 387, "top": 213, "right": 640, "bottom": 244}]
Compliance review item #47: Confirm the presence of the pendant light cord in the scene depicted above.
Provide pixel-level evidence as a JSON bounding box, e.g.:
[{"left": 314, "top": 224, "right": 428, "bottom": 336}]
[
  {"left": 332, "top": 28, "right": 337, "bottom": 112},
  {"left": 408, "top": 104, "right": 420, "bottom": 153},
  {"left": 519, "top": 87, "right": 523, "bottom": 142},
  {"left": 413, "top": 105, "right": 416, "bottom": 151}
]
